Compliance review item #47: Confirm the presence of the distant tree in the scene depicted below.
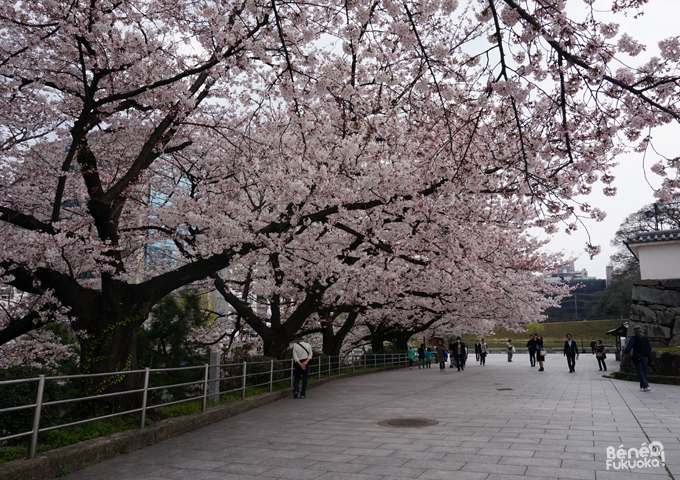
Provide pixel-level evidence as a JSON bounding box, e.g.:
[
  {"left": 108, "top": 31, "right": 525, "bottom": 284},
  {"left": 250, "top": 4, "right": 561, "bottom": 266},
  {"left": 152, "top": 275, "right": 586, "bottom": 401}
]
[
  {"left": 137, "top": 291, "right": 213, "bottom": 369},
  {"left": 595, "top": 202, "right": 680, "bottom": 318}
]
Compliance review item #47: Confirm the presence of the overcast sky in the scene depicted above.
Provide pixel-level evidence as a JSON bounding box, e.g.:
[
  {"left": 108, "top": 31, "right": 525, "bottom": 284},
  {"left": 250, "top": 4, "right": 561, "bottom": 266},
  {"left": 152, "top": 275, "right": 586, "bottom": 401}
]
[{"left": 538, "top": 0, "right": 679, "bottom": 279}]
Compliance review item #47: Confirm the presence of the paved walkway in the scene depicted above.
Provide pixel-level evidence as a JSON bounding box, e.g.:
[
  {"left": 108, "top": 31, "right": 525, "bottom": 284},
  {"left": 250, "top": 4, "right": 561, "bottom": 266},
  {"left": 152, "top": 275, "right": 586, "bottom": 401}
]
[{"left": 68, "top": 353, "right": 679, "bottom": 480}]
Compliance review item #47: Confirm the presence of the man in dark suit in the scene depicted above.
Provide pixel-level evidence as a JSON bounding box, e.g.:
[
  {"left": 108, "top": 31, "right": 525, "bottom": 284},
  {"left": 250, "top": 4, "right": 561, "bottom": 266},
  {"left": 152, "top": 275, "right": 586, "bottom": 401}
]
[
  {"left": 527, "top": 334, "right": 537, "bottom": 367},
  {"left": 452, "top": 337, "right": 467, "bottom": 371},
  {"left": 563, "top": 333, "right": 579, "bottom": 373}
]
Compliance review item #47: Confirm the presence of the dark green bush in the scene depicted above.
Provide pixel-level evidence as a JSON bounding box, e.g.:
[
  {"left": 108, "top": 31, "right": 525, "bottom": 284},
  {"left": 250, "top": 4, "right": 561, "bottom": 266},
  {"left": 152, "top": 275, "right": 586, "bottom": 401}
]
[{"left": 0, "top": 366, "right": 61, "bottom": 440}]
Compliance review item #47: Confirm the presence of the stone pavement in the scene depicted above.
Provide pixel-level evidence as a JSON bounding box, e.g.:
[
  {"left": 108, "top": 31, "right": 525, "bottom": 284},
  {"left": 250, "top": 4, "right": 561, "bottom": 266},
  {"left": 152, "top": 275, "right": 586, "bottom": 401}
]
[{"left": 67, "top": 353, "right": 679, "bottom": 480}]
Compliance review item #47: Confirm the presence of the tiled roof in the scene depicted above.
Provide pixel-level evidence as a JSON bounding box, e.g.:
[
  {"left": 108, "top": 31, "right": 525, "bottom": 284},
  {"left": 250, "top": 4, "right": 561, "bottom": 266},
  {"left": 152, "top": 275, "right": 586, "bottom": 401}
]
[{"left": 627, "top": 228, "right": 680, "bottom": 244}]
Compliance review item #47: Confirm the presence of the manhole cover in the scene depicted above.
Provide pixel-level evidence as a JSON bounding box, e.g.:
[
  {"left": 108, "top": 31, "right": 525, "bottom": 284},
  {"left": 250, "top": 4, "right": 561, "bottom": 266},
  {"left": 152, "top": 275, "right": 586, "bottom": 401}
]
[
  {"left": 496, "top": 388, "right": 513, "bottom": 391},
  {"left": 378, "top": 418, "right": 439, "bottom": 428}
]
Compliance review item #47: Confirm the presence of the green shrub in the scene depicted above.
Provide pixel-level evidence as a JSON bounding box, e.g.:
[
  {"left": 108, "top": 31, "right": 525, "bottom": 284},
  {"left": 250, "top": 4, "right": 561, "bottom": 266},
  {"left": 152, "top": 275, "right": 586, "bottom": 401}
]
[{"left": 0, "top": 366, "right": 61, "bottom": 440}]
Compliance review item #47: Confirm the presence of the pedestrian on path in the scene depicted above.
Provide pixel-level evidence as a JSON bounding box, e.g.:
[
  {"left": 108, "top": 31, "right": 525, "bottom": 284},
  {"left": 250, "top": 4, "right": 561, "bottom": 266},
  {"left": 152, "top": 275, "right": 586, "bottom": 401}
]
[
  {"left": 425, "top": 347, "right": 432, "bottom": 368},
  {"left": 536, "top": 335, "right": 545, "bottom": 371},
  {"left": 595, "top": 339, "right": 607, "bottom": 371},
  {"left": 291, "top": 333, "right": 313, "bottom": 399},
  {"left": 436, "top": 339, "right": 448, "bottom": 372},
  {"left": 452, "top": 337, "right": 467, "bottom": 371},
  {"left": 527, "top": 334, "right": 537, "bottom": 367},
  {"left": 417, "top": 344, "right": 426, "bottom": 369},
  {"left": 448, "top": 338, "right": 456, "bottom": 369},
  {"left": 408, "top": 346, "right": 415, "bottom": 369},
  {"left": 590, "top": 338, "right": 597, "bottom": 355},
  {"left": 563, "top": 333, "right": 579, "bottom": 373},
  {"left": 507, "top": 339, "right": 514, "bottom": 362},
  {"left": 474, "top": 340, "right": 481, "bottom": 362},
  {"left": 479, "top": 338, "right": 488, "bottom": 365},
  {"left": 624, "top": 325, "right": 652, "bottom": 392}
]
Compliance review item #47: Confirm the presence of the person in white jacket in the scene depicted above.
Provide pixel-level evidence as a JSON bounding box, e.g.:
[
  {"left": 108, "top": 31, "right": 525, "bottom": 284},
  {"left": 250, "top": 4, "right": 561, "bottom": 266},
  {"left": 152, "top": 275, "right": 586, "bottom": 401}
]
[
  {"left": 291, "top": 333, "right": 313, "bottom": 399},
  {"left": 479, "top": 339, "right": 488, "bottom": 365}
]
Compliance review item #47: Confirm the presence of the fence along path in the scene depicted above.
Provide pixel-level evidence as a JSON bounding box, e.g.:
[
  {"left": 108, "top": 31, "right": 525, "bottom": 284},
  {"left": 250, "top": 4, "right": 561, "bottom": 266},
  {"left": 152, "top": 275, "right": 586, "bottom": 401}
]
[{"left": 0, "top": 353, "right": 407, "bottom": 459}]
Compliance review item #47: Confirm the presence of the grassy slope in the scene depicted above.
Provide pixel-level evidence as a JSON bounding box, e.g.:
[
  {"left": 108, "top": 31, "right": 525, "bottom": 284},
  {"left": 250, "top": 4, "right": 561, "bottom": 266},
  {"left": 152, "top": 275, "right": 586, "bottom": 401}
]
[{"left": 451, "top": 319, "right": 625, "bottom": 349}]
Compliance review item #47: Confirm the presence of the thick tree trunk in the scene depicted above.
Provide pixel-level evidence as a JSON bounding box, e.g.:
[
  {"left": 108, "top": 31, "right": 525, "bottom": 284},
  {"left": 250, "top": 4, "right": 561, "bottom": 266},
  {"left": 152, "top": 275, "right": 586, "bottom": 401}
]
[
  {"left": 79, "top": 306, "right": 149, "bottom": 412},
  {"left": 392, "top": 333, "right": 410, "bottom": 351},
  {"left": 321, "top": 312, "right": 358, "bottom": 357},
  {"left": 322, "top": 327, "right": 343, "bottom": 358},
  {"left": 370, "top": 333, "right": 384, "bottom": 353},
  {"left": 261, "top": 328, "right": 293, "bottom": 359}
]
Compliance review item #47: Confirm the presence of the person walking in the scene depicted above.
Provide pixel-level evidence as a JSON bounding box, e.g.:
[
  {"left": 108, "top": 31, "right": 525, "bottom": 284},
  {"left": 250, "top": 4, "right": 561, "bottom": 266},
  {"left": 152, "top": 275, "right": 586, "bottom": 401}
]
[
  {"left": 407, "top": 345, "right": 415, "bottom": 369},
  {"left": 624, "top": 325, "right": 652, "bottom": 392},
  {"left": 291, "top": 333, "right": 313, "bottom": 399},
  {"left": 417, "top": 344, "right": 426, "bottom": 369},
  {"left": 479, "top": 338, "right": 488, "bottom": 365},
  {"left": 436, "top": 339, "right": 448, "bottom": 372},
  {"left": 595, "top": 339, "right": 607, "bottom": 371},
  {"left": 590, "top": 338, "right": 597, "bottom": 355},
  {"left": 474, "top": 340, "right": 481, "bottom": 362},
  {"left": 527, "top": 334, "right": 537, "bottom": 367},
  {"left": 563, "top": 333, "right": 579, "bottom": 373},
  {"left": 506, "top": 339, "right": 514, "bottom": 362},
  {"left": 425, "top": 347, "right": 432, "bottom": 368},
  {"left": 452, "top": 336, "right": 467, "bottom": 371},
  {"left": 536, "top": 335, "right": 545, "bottom": 372},
  {"left": 448, "top": 338, "right": 456, "bottom": 369}
]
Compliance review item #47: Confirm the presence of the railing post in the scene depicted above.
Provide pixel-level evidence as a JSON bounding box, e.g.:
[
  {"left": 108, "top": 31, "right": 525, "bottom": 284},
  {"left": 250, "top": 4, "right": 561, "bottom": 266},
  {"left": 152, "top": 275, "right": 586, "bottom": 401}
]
[
  {"left": 327, "top": 356, "right": 331, "bottom": 376},
  {"left": 352, "top": 354, "right": 355, "bottom": 373},
  {"left": 290, "top": 359, "right": 294, "bottom": 387},
  {"left": 202, "top": 364, "right": 209, "bottom": 412},
  {"left": 318, "top": 357, "right": 321, "bottom": 379},
  {"left": 28, "top": 375, "right": 46, "bottom": 459},
  {"left": 140, "top": 367, "right": 150, "bottom": 429},
  {"left": 338, "top": 356, "right": 341, "bottom": 375},
  {"left": 242, "top": 362, "right": 247, "bottom": 400},
  {"left": 269, "top": 359, "right": 274, "bottom": 393}
]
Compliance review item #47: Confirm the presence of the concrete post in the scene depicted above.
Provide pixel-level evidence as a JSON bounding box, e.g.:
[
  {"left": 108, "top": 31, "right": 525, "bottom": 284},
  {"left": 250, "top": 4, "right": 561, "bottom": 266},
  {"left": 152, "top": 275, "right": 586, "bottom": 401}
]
[
  {"left": 241, "top": 362, "right": 247, "bottom": 400},
  {"left": 208, "top": 350, "right": 221, "bottom": 407}
]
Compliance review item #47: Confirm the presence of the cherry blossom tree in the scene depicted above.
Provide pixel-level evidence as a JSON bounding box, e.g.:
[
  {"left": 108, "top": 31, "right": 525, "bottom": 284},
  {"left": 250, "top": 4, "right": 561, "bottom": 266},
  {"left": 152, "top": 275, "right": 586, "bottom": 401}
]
[{"left": 0, "top": 0, "right": 678, "bottom": 403}]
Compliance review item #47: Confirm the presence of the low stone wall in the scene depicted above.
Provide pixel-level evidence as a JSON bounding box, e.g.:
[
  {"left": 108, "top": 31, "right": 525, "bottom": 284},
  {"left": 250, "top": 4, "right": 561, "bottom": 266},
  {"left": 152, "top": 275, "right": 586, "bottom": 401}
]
[
  {"left": 615, "top": 350, "right": 680, "bottom": 385},
  {"left": 0, "top": 365, "right": 404, "bottom": 480},
  {"left": 629, "top": 279, "right": 680, "bottom": 346}
]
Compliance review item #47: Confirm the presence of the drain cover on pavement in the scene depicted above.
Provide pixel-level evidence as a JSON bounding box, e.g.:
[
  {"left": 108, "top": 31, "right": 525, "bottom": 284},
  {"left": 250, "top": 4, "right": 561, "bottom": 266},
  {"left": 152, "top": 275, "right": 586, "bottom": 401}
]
[
  {"left": 378, "top": 418, "right": 439, "bottom": 428},
  {"left": 496, "top": 388, "right": 513, "bottom": 391}
]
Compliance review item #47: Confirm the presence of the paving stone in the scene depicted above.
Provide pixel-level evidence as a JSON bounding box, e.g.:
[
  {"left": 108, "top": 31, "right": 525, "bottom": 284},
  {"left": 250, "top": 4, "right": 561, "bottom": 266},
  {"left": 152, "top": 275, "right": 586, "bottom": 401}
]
[
  {"left": 498, "top": 456, "right": 561, "bottom": 467},
  {"left": 485, "top": 475, "right": 557, "bottom": 480},
  {"left": 305, "top": 461, "right": 370, "bottom": 473},
  {"left": 460, "top": 461, "right": 526, "bottom": 474},
  {"left": 526, "top": 465, "right": 595, "bottom": 479},
  {"left": 418, "top": 469, "right": 488, "bottom": 480},
  {"left": 349, "top": 455, "right": 409, "bottom": 467},
  {"left": 259, "top": 466, "right": 323, "bottom": 479},
  {"left": 313, "top": 473, "right": 383, "bottom": 480}
]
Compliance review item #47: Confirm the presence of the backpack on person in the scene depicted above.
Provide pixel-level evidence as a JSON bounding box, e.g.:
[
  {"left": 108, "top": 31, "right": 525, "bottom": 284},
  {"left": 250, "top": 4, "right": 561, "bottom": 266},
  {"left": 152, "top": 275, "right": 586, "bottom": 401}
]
[{"left": 631, "top": 335, "right": 650, "bottom": 364}]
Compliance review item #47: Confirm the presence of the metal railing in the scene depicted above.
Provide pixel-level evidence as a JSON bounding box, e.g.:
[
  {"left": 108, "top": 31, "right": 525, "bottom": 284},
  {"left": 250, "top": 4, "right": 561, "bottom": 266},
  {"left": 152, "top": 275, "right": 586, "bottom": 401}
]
[{"left": 0, "top": 353, "right": 406, "bottom": 459}]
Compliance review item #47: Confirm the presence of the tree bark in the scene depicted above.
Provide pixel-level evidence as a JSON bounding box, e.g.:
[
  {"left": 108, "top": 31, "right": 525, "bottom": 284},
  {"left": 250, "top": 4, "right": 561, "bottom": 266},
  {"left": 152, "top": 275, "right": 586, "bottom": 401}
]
[
  {"left": 76, "top": 289, "right": 151, "bottom": 412},
  {"left": 321, "top": 311, "right": 358, "bottom": 357}
]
